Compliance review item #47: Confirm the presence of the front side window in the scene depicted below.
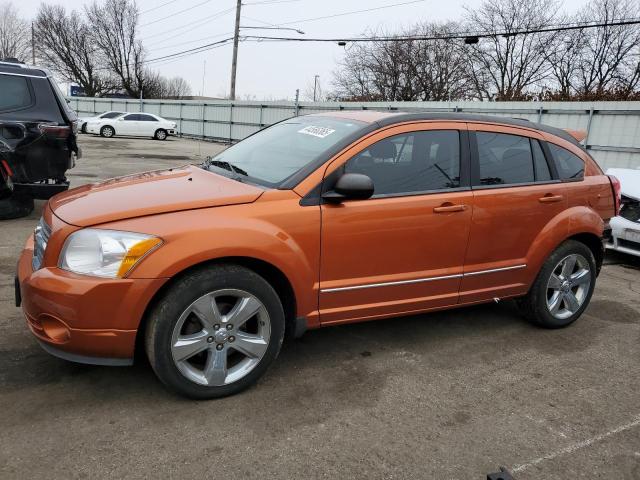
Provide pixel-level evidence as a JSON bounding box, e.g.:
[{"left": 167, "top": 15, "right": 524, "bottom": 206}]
[
  {"left": 0, "top": 75, "right": 32, "bottom": 112},
  {"left": 547, "top": 143, "right": 585, "bottom": 180},
  {"left": 344, "top": 130, "right": 461, "bottom": 196},
  {"left": 476, "top": 132, "right": 549, "bottom": 186}
]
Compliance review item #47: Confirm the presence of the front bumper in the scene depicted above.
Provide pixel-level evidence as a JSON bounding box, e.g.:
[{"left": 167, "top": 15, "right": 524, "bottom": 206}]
[
  {"left": 17, "top": 235, "right": 167, "bottom": 364},
  {"left": 605, "top": 215, "right": 640, "bottom": 257}
]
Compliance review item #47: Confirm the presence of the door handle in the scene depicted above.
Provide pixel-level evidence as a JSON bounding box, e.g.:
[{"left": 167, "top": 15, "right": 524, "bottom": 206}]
[
  {"left": 433, "top": 203, "right": 467, "bottom": 213},
  {"left": 538, "top": 194, "right": 563, "bottom": 204}
]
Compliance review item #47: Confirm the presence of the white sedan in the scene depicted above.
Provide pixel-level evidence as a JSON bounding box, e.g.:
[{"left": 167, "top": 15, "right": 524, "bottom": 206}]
[
  {"left": 606, "top": 168, "right": 640, "bottom": 257},
  {"left": 86, "top": 112, "right": 177, "bottom": 140},
  {"left": 78, "top": 111, "right": 125, "bottom": 133}
]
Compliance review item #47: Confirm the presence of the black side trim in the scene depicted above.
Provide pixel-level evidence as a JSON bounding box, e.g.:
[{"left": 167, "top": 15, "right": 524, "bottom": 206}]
[
  {"left": 539, "top": 139, "right": 560, "bottom": 179},
  {"left": 293, "top": 317, "right": 308, "bottom": 338},
  {"left": 37, "top": 340, "right": 133, "bottom": 366}
]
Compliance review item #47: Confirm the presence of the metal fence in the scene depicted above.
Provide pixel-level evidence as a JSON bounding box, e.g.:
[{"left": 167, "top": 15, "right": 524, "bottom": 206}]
[{"left": 68, "top": 97, "right": 640, "bottom": 171}]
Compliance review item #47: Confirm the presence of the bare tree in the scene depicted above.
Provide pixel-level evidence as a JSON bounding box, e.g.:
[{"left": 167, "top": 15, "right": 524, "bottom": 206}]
[
  {"left": 163, "top": 76, "right": 192, "bottom": 98},
  {"left": 34, "top": 4, "right": 114, "bottom": 97},
  {"left": 575, "top": 0, "right": 640, "bottom": 96},
  {"left": 85, "top": 0, "right": 147, "bottom": 98},
  {"left": 0, "top": 2, "right": 30, "bottom": 62},
  {"left": 332, "top": 23, "right": 474, "bottom": 101},
  {"left": 462, "top": 0, "right": 561, "bottom": 100}
]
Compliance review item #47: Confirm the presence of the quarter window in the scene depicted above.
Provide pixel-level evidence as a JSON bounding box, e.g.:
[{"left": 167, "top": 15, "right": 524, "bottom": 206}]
[
  {"left": 547, "top": 143, "right": 585, "bottom": 180},
  {"left": 344, "top": 130, "right": 461, "bottom": 196},
  {"left": 0, "top": 75, "right": 32, "bottom": 112}
]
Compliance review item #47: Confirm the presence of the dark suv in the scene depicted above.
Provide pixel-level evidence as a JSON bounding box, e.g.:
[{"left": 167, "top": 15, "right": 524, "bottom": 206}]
[{"left": 0, "top": 60, "right": 79, "bottom": 219}]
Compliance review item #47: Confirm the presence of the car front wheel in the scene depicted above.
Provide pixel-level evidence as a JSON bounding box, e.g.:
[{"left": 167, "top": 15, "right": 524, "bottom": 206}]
[
  {"left": 518, "top": 240, "right": 596, "bottom": 328},
  {"left": 154, "top": 129, "right": 167, "bottom": 140},
  {"left": 145, "top": 264, "right": 285, "bottom": 399},
  {"left": 100, "top": 125, "right": 115, "bottom": 138}
]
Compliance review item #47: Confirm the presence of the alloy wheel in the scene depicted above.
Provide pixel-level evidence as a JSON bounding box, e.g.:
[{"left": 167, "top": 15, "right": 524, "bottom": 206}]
[
  {"left": 171, "top": 289, "right": 271, "bottom": 386},
  {"left": 546, "top": 253, "right": 591, "bottom": 320}
]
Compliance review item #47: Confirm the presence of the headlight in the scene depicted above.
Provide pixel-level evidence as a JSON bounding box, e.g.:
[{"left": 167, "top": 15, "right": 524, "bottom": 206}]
[{"left": 59, "top": 229, "right": 162, "bottom": 278}]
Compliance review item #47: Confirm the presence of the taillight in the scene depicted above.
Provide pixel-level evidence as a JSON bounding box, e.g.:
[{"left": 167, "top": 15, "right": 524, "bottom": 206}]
[
  {"left": 608, "top": 174, "right": 622, "bottom": 215},
  {"left": 38, "top": 123, "right": 71, "bottom": 139}
]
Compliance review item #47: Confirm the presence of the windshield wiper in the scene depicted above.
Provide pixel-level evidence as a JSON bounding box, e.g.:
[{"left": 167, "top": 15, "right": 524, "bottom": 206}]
[{"left": 204, "top": 158, "right": 249, "bottom": 177}]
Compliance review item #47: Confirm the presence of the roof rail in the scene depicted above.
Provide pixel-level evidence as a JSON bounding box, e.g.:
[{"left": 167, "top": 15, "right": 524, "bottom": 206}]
[{"left": 0, "top": 59, "right": 27, "bottom": 68}]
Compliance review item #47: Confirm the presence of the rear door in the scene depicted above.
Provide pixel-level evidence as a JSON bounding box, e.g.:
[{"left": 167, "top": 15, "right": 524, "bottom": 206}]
[
  {"left": 319, "top": 122, "right": 473, "bottom": 325},
  {"left": 459, "top": 124, "right": 567, "bottom": 303},
  {"left": 137, "top": 114, "right": 159, "bottom": 136}
]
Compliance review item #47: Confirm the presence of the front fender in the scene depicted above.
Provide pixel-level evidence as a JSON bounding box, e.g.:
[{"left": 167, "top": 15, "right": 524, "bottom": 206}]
[{"left": 103, "top": 200, "right": 321, "bottom": 321}]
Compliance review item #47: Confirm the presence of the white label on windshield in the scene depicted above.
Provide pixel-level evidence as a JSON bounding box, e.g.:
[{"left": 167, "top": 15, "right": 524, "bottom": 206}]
[{"left": 298, "top": 125, "right": 336, "bottom": 138}]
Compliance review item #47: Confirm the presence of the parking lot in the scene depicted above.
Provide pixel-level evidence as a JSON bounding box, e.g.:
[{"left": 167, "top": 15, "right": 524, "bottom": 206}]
[{"left": 1, "top": 134, "right": 639, "bottom": 479}]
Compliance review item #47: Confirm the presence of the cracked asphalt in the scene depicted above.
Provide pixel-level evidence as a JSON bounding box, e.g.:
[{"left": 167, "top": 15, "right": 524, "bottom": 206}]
[{"left": 1, "top": 134, "right": 639, "bottom": 479}]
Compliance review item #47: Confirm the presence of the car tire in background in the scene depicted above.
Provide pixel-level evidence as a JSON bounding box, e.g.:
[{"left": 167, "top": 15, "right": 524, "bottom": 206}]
[
  {"left": 0, "top": 191, "right": 34, "bottom": 220},
  {"left": 145, "top": 264, "right": 285, "bottom": 399},
  {"left": 80, "top": 123, "right": 87, "bottom": 134},
  {"left": 100, "top": 126, "right": 115, "bottom": 138},
  {"left": 154, "top": 129, "right": 168, "bottom": 141},
  {"left": 518, "top": 240, "right": 596, "bottom": 328}
]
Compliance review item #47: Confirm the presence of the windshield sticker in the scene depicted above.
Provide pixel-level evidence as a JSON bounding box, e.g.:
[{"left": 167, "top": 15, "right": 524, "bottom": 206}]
[{"left": 297, "top": 126, "right": 336, "bottom": 138}]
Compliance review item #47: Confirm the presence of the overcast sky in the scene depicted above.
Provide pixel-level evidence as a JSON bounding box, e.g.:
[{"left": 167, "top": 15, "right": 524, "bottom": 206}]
[{"left": 17, "top": 0, "right": 587, "bottom": 99}]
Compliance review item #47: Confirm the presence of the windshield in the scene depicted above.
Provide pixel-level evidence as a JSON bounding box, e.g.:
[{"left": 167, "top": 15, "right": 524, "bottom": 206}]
[{"left": 205, "top": 116, "right": 366, "bottom": 187}]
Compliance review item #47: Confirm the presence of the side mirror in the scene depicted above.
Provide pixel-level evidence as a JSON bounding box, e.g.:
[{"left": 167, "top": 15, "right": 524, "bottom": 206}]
[{"left": 322, "top": 173, "right": 374, "bottom": 203}]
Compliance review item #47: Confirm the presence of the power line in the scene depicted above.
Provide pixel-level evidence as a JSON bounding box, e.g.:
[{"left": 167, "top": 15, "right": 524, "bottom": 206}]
[
  {"left": 140, "top": 0, "right": 179, "bottom": 15},
  {"left": 140, "top": 0, "right": 215, "bottom": 27},
  {"left": 240, "top": 18, "right": 640, "bottom": 43},
  {"left": 141, "top": 6, "right": 235, "bottom": 42}
]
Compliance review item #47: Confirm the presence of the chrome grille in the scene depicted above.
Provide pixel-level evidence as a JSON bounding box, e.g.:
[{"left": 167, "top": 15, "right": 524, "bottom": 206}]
[{"left": 32, "top": 217, "right": 51, "bottom": 271}]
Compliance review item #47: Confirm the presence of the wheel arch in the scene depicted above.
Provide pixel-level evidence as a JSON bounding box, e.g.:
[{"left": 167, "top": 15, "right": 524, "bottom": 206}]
[
  {"left": 566, "top": 231, "right": 604, "bottom": 275},
  {"left": 134, "top": 256, "right": 298, "bottom": 358}
]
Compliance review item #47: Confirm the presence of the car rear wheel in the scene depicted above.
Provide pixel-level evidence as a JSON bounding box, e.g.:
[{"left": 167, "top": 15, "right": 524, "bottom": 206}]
[
  {"left": 100, "top": 126, "right": 115, "bottom": 138},
  {"left": 145, "top": 264, "right": 285, "bottom": 399},
  {"left": 154, "top": 129, "right": 167, "bottom": 140},
  {"left": 518, "top": 240, "right": 596, "bottom": 328},
  {"left": 0, "top": 191, "right": 34, "bottom": 220}
]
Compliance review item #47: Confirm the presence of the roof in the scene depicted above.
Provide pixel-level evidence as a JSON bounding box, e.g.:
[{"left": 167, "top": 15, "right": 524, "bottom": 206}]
[
  {"left": 0, "top": 61, "right": 48, "bottom": 78},
  {"left": 310, "top": 110, "right": 582, "bottom": 148}
]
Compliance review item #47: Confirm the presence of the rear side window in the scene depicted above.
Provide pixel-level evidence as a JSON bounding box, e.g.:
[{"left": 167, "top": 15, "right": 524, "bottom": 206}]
[
  {"left": 345, "top": 130, "right": 461, "bottom": 196},
  {"left": 532, "top": 140, "right": 552, "bottom": 181},
  {"left": 547, "top": 143, "right": 585, "bottom": 180},
  {"left": 0, "top": 75, "right": 32, "bottom": 112},
  {"left": 476, "top": 132, "right": 534, "bottom": 185},
  {"left": 123, "top": 114, "right": 138, "bottom": 121},
  {"left": 138, "top": 114, "right": 157, "bottom": 121}
]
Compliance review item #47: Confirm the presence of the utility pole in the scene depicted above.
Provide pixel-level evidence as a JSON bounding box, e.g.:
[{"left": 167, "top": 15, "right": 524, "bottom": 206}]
[
  {"left": 313, "top": 75, "right": 319, "bottom": 102},
  {"left": 229, "top": 0, "right": 242, "bottom": 100},
  {"left": 31, "top": 22, "right": 36, "bottom": 65}
]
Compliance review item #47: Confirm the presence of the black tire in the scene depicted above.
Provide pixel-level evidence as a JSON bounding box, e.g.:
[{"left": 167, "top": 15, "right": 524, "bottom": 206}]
[
  {"left": 145, "top": 264, "right": 285, "bottom": 399},
  {"left": 154, "top": 129, "right": 167, "bottom": 140},
  {"left": 0, "top": 191, "right": 34, "bottom": 220},
  {"left": 100, "top": 125, "right": 115, "bottom": 138},
  {"left": 518, "top": 240, "right": 596, "bottom": 328},
  {"left": 81, "top": 123, "right": 87, "bottom": 134}
]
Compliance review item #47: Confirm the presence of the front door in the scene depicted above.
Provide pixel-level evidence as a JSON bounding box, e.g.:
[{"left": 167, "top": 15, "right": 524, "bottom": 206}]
[{"left": 319, "top": 123, "right": 472, "bottom": 325}]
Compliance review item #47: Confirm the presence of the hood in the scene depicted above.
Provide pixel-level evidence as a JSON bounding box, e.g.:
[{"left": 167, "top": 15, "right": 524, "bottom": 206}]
[
  {"left": 50, "top": 165, "right": 264, "bottom": 227},
  {"left": 606, "top": 168, "right": 640, "bottom": 201}
]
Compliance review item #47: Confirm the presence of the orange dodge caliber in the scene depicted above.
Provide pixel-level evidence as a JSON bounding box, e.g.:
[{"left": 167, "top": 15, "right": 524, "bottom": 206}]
[{"left": 16, "top": 112, "right": 620, "bottom": 398}]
